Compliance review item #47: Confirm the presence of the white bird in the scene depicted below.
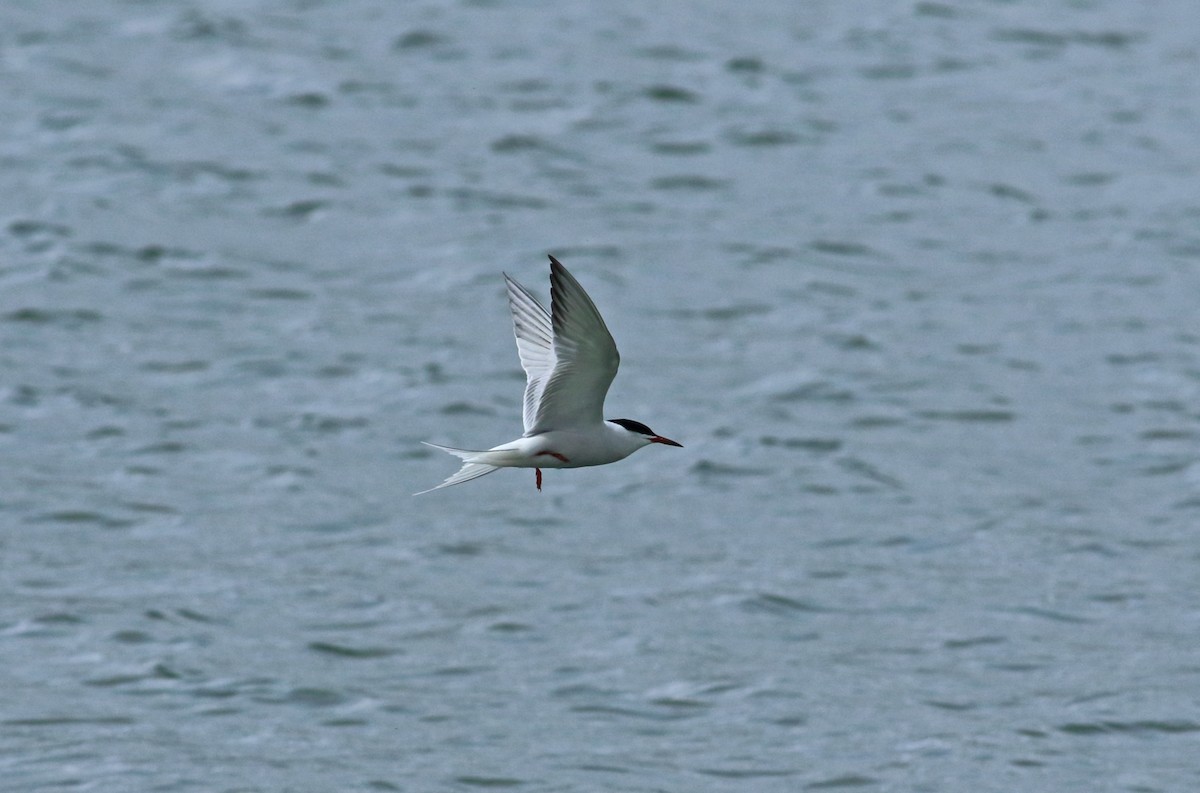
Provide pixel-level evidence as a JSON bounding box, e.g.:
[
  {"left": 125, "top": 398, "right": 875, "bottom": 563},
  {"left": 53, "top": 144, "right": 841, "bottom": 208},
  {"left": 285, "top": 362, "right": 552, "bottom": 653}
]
[{"left": 417, "top": 255, "right": 681, "bottom": 494}]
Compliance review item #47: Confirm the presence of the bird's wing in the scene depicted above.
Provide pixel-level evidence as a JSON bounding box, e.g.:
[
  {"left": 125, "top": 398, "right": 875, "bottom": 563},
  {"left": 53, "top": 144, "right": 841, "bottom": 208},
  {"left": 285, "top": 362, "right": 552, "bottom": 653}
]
[
  {"left": 529, "top": 255, "right": 620, "bottom": 433},
  {"left": 504, "top": 271, "right": 555, "bottom": 434}
]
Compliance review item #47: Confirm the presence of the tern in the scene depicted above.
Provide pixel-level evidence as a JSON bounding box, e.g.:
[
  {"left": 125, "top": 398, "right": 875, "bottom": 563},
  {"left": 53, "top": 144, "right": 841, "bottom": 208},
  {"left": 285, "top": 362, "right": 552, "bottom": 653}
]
[{"left": 417, "top": 255, "right": 681, "bottom": 494}]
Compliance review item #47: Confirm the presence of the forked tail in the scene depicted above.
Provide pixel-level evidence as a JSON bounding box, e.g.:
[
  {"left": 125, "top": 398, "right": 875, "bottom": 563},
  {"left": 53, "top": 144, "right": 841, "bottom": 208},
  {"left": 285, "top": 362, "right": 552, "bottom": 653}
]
[{"left": 414, "top": 442, "right": 506, "bottom": 495}]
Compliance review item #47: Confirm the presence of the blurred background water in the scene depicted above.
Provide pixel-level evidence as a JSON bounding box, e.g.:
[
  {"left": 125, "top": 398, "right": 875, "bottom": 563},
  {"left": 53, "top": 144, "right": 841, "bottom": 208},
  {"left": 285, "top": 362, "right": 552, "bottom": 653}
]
[{"left": 2, "top": 1, "right": 1198, "bottom": 791}]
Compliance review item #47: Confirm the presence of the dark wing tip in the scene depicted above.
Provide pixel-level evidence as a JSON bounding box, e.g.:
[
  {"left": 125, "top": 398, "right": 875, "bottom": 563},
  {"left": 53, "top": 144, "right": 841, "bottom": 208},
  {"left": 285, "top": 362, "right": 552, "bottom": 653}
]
[{"left": 548, "top": 253, "right": 564, "bottom": 269}]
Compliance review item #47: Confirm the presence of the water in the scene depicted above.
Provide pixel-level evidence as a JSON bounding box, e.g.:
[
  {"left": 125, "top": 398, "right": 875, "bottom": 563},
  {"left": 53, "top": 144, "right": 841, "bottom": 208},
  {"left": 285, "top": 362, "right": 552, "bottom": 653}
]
[{"left": 2, "top": 1, "right": 1198, "bottom": 790}]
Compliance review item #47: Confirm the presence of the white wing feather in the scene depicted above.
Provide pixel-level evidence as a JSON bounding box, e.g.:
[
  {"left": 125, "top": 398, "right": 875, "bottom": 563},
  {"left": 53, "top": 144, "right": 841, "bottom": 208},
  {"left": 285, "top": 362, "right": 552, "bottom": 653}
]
[
  {"left": 504, "top": 272, "right": 555, "bottom": 433},
  {"left": 505, "top": 257, "right": 620, "bottom": 434},
  {"left": 531, "top": 256, "right": 620, "bottom": 433}
]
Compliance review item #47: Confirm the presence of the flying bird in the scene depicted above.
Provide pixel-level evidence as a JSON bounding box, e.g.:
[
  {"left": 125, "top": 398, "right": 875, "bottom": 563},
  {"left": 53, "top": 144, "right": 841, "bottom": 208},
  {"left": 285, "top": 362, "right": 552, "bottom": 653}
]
[{"left": 417, "top": 255, "right": 681, "bottom": 494}]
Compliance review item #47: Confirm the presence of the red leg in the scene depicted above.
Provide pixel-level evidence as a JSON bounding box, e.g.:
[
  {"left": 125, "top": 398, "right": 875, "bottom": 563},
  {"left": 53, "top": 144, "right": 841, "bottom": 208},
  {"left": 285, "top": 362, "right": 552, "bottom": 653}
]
[
  {"left": 536, "top": 467, "right": 542, "bottom": 491},
  {"left": 535, "top": 451, "right": 570, "bottom": 463}
]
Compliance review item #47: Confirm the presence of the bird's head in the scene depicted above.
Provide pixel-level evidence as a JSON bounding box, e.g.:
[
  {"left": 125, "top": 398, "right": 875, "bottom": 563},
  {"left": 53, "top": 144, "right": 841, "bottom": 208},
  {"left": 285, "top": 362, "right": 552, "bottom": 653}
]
[{"left": 608, "top": 418, "right": 683, "bottom": 449}]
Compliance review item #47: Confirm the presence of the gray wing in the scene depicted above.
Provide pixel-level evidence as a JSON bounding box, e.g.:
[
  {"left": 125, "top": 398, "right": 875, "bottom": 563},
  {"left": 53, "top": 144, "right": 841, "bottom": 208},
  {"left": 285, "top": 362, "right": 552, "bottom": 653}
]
[
  {"left": 529, "top": 255, "right": 620, "bottom": 433},
  {"left": 504, "top": 271, "right": 555, "bottom": 434}
]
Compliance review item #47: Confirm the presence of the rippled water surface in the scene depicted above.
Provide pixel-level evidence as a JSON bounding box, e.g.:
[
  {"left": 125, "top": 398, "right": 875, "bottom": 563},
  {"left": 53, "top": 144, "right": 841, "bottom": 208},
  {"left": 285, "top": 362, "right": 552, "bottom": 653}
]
[{"left": 2, "top": 1, "right": 1199, "bottom": 791}]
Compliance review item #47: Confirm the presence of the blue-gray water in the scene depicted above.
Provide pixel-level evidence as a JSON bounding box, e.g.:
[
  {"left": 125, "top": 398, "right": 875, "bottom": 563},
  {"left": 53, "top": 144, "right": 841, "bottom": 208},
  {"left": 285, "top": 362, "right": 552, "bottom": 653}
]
[{"left": 2, "top": 1, "right": 1198, "bottom": 791}]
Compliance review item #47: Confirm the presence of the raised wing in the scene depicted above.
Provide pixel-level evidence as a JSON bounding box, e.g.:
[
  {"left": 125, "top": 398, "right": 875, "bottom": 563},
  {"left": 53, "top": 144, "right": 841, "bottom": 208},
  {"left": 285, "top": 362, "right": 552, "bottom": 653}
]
[
  {"left": 529, "top": 255, "right": 620, "bottom": 433},
  {"left": 504, "top": 272, "right": 555, "bottom": 433}
]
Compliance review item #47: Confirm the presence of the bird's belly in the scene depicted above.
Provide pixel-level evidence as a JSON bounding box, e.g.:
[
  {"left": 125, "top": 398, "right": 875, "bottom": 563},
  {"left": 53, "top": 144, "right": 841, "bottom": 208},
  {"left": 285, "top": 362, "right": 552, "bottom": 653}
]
[{"left": 524, "top": 431, "right": 630, "bottom": 469}]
